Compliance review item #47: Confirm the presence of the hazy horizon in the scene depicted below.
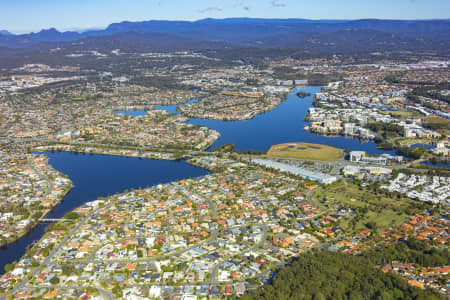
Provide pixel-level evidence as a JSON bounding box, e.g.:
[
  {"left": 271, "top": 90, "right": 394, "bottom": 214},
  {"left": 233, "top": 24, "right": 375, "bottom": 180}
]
[
  {"left": 4, "top": 17, "right": 450, "bottom": 35},
  {"left": 2, "top": 0, "right": 450, "bottom": 34}
]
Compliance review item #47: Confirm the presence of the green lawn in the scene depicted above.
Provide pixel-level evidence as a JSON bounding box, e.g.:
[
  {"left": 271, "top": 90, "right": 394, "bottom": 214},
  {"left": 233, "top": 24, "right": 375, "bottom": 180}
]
[
  {"left": 311, "top": 182, "right": 422, "bottom": 233},
  {"left": 380, "top": 110, "right": 422, "bottom": 120},
  {"left": 267, "top": 142, "right": 344, "bottom": 162},
  {"left": 339, "top": 210, "right": 405, "bottom": 233},
  {"left": 423, "top": 116, "right": 450, "bottom": 125}
]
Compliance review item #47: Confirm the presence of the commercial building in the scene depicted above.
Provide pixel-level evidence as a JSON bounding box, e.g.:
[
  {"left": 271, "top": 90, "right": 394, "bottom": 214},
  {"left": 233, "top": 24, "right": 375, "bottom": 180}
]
[
  {"left": 251, "top": 158, "right": 337, "bottom": 184},
  {"left": 350, "top": 151, "right": 387, "bottom": 165}
]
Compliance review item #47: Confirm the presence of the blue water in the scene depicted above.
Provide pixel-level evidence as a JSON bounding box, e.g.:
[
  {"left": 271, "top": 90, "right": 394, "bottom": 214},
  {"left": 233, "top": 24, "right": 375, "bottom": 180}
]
[
  {"left": 154, "top": 104, "right": 178, "bottom": 115},
  {"left": 0, "top": 152, "right": 209, "bottom": 274},
  {"left": 185, "top": 87, "right": 392, "bottom": 154},
  {"left": 155, "top": 97, "right": 200, "bottom": 114},
  {"left": 116, "top": 88, "right": 390, "bottom": 154},
  {"left": 421, "top": 161, "right": 450, "bottom": 168},
  {"left": 412, "top": 146, "right": 449, "bottom": 169},
  {"left": 1, "top": 86, "right": 396, "bottom": 274},
  {"left": 116, "top": 99, "right": 201, "bottom": 116},
  {"left": 114, "top": 110, "right": 148, "bottom": 116},
  {"left": 411, "top": 144, "right": 434, "bottom": 149}
]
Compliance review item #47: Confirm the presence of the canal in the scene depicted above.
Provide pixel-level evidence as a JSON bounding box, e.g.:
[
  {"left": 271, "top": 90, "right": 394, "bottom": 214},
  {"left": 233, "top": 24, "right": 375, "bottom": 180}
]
[
  {"left": 0, "top": 153, "right": 208, "bottom": 274},
  {"left": 0, "top": 86, "right": 394, "bottom": 273}
]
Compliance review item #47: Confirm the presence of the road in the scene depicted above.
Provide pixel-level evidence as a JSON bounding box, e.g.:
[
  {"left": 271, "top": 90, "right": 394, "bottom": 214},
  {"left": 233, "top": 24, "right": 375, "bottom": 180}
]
[
  {"left": 1, "top": 138, "right": 423, "bottom": 298},
  {"left": 84, "top": 194, "right": 219, "bottom": 264},
  {"left": 14, "top": 285, "right": 114, "bottom": 300},
  {"left": 28, "top": 155, "right": 54, "bottom": 196},
  {"left": 2, "top": 201, "right": 117, "bottom": 299},
  {"left": 210, "top": 225, "right": 268, "bottom": 285},
  {"left": 2, "top": 194, "right": 221, "bottom": 298},
  {"left": 97, "top": 287, "right": 114, "bottom": 300},
  {"left": 2, "top": 155, "right": 56, "bottom": 240},
  {"left": 303, "top": 189, "right": 331, "bottom": 214},
  {"left": 81, "top": 229, "right": 219, "bottom": 265}
]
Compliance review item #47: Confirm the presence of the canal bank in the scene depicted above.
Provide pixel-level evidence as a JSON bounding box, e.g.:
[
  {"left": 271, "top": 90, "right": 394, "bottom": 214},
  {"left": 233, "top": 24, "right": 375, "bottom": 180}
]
[
  {"left": 119, "top": 87, "right": 392, "bottom": 154},
  {"left": 0, "top": 152, "right": 209, "bottom": 274},
  {"left": 1, "top": 86, "right": 396, "bottom": 274},
  {"left": 187, "top": 87, "right": 392, "bottom": 154}
]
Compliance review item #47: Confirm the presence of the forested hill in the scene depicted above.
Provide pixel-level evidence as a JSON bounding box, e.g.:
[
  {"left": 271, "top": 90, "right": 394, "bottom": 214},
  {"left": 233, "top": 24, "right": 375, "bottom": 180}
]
[
  {"left": 0, "top": 18, "right": 449, "bottom": 53},
  {"left": 240, "top": 240, "right": 448, "bottom": 300}
]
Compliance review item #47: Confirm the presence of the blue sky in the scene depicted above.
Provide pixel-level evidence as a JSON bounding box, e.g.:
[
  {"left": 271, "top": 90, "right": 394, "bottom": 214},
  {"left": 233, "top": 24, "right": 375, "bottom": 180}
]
[{"left": 2, "top": 0, "right": 450, "bottom": 33}]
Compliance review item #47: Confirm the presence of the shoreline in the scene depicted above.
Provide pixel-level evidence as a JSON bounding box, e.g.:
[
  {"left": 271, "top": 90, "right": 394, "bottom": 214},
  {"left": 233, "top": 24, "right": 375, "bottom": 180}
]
[{"left": 1, "top": 156, "right": 73, "bottom": 248}]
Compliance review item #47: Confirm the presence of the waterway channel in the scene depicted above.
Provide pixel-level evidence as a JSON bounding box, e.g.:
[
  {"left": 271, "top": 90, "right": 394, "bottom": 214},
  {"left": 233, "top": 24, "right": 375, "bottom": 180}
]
[
  {"left": 0, "top": 153, "right": 208, "bottom": 274},
  {"left": 122, "top": 87, "right": 392, "bottom": 154},
  {"left": 1, "top": 86, "right": 393, "bottom": 274}
]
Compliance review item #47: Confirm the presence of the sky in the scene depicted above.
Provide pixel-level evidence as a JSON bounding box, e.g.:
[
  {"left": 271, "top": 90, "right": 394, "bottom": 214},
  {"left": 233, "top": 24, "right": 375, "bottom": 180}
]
[{"left": 2, "top": 0, "right": 450, "bottom": 34}]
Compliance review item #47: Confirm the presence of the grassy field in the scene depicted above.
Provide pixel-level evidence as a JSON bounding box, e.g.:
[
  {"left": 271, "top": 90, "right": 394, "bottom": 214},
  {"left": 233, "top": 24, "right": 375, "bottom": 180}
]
[
  {"left": 422, "top": 116, "right": 450, "bottom": 136},
  {"left": 267, "top": 142, "right": 344, "bottom": 162},
  {"left": 380, "top": 110, "right": 423, "bottom": 119},
  {"left": 423, "top": 116, "right": 450, "bottom": 124},
  {"left": 311, "top": 182, "right": 424, "bottom": 233},
  {"left": 395, "top": 137, "right": 434, "bottom": 147}
]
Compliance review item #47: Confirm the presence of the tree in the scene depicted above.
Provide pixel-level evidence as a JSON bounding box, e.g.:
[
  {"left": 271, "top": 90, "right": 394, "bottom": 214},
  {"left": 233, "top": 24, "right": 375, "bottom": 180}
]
[
  {"left": 313, "top": 292, "right": 326, "bottom": 300},
  {"left": 32, "top": 211, "right": 43, "bottom": 219},
  {"left": 348, "top": 291, "right": 363, "bottom": 300},
  {"left": 240, "top": 251, "right": 445, "bottom": 300},
  {"left": 393, "top": 288, "right": 404, "bottom": 299},
  {"left": 4, "top": 263, "right": 13, "bottom": 273},
  {"left": 65, "top": 212, "right": 79, "bottom": 220},
  {"left": 49, "top": 276, "right": 60, "bottom": 285}
]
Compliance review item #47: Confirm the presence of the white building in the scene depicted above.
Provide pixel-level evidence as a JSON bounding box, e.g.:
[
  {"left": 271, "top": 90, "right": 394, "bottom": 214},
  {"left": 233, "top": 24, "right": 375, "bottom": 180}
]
[{"left": 149, "top": 286, "right": 161, "bottom": 298}]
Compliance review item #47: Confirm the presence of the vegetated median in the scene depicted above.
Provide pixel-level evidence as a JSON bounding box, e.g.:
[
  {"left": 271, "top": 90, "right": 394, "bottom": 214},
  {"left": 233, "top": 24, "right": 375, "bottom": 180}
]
[{"left": 267, "top": 142, "right": 344, "bottom": 162}]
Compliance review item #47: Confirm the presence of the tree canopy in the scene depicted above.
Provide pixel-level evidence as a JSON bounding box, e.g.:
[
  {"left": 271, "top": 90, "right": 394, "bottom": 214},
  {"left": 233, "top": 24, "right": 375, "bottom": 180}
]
[{"left": 240, "top": 250, "right": 445, "bottom": 300}]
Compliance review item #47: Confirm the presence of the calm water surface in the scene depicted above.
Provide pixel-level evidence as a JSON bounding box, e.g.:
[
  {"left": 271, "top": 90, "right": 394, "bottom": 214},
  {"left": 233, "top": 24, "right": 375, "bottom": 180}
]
[
  {"left": 0, "top": 153, "right": 208, "bottom": 274},
  {"left": 187, "top": 87, "right": 391, "bottom": 154},
  {"left": 1, "top": 86, "right": 396, "bottom": 273},
  {"left": 113, "top": 110, "right": 148, "bottom": 116},
  {"left": 120, "top": 87, "right": 392, "bottom": 154},
  {"left": 421, "top": 161, "right": 450, "bottom": 168}
]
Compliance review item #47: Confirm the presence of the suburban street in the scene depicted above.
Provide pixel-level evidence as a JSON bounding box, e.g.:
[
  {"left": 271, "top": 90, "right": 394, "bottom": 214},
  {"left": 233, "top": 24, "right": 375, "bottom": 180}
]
[{"left": 2, "top": 201, "right": 117, "bottom": 299}]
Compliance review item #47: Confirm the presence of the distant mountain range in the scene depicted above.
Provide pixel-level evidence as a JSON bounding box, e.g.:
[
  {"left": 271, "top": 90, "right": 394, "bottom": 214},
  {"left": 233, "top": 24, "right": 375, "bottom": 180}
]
[
  {"left": 0, "top": 18, "right": 449, "bottom": 53},
  {"left": 0, "top": 30, "right": 12, "bottom": 36}
]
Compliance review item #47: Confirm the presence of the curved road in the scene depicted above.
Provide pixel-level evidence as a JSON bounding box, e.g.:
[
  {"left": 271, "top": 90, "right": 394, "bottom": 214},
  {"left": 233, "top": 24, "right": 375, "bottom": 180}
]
[{"left": 2, "top": 201, "right": 117, "bottom": 299}]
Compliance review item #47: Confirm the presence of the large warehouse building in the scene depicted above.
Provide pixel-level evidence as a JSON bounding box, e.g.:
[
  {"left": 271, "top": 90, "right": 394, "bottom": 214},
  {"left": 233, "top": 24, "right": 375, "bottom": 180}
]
[{"left": 251, "top": 158, "right": 337, "bottom": 184}]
